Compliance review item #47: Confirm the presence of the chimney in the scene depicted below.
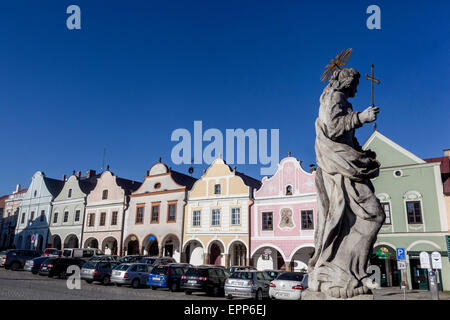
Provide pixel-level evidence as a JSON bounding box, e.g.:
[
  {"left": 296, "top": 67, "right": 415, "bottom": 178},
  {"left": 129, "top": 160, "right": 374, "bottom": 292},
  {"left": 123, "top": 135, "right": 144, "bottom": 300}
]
[
  {"left": 86, "top": 169, "right": 96, "bottom": 178},
  {"left": 444, "top": 149, "right": 450, "bottom": 158},
  {"left": 15, "top": 184, "right": 20, "bottom": 193},
  {"left": 62, "top": 174, "right": 66, "bottom": 181},
  {"left": 146, "top": 170, "right": 150, "bottom": 176},
  {"left": 76, "top": 171, "right": 81, "bottom": 178}
]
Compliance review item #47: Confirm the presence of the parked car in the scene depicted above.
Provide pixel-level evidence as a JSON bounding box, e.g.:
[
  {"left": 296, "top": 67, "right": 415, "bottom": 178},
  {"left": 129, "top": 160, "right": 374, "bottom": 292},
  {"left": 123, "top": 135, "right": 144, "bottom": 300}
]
[
  {"left": 62, "top": 248, "right": 104, "bottom": 259},
  {"left": 181, "top": 265, "right": 229, "bottom": 296},
  {"left": 111, "top": 263, "right": 152, "bottom": 288},
  {"left": 42, "top": 248, "right": 62, "bottom": 257},
  {"left": 264, "top": 270, "right": 284, "bottom": 280},
  {"left": 269, "top": 272, "right": 308, "bottom": 300},
  {"left": 225, "top": 271, "right": 272, "bottom": 300},
  {"left": 0, "top": 250, "right": 9, "bottom": 267},
  {"left": 4, "top": 249, "right": 40, "bottom": 271},
  {"left": 118, "top": 255, "right": 143, "bottom": 263},
  {"left": 81, "top": 261, "right": 120, "bottom": 285},
  {"left": 139, "top": 256, "right": 176, "bottom": 267},
  {"left": 147, "top": 263, "right": 191, "bottom": 292},
  {"left": 89, "top": 255, "right": 119, "bottom": 262},
  {"left": 228, "top": 266, "right": 257, "bottom": 274},
  {"left": 39, "top": 257, "right": 86, "bottom": 278},
  {"left": 24, "top": 256, "right": 50, "bottom": 274}
]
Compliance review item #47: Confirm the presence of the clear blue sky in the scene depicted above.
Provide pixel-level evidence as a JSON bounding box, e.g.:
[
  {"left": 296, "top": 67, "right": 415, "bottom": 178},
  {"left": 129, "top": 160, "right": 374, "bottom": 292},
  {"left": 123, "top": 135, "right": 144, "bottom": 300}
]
[{"left": 0, "top": 0, "right": 449, "bottom": 195}]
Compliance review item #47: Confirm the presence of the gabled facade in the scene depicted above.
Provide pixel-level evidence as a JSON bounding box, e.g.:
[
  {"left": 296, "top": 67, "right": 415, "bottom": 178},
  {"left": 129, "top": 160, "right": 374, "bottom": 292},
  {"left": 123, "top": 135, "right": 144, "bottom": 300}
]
[
  {"left": 182, "top": 158, "right": 261, "bottom": 267},
  {"left": 0, "top": 185, "right": 27, "bottom": 250},
  {"left": 123, "top": 160, "right": 197, "bottom": 261},
  {"left": 363, "top": 130, "right": 449, "bottom": 291},
  {"left": 14, "top": 171, "right": 64, "bottom": 253},
  {"left": 82, "top": 167, "right": 141, "bottom": 255},
  {"left": 251, "top": 156, "right": 317, "bottom": 271},
  {"left": 49, "top": 170, "right": 98, "bottom": 250}
]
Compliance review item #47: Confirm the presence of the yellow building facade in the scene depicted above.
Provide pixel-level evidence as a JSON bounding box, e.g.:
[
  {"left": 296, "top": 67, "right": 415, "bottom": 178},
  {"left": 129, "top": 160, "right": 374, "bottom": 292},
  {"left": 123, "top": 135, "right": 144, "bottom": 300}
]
[{"left": 181, "top": 158, "right": 260, "bottom": 267}]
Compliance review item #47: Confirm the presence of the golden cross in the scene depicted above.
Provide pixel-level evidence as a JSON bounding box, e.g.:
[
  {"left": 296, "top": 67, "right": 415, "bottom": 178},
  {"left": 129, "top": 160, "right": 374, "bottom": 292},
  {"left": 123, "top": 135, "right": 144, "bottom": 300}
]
[{"left": 365, "top": 63, "right": 380, "bottom": 107}]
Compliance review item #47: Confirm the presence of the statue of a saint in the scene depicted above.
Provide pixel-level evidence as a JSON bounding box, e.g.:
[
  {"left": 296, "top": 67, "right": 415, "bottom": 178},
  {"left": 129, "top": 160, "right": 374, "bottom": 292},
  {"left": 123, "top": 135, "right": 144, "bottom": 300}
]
[{"left": 308, "top": 51, "right": 385, "bottom": 299}]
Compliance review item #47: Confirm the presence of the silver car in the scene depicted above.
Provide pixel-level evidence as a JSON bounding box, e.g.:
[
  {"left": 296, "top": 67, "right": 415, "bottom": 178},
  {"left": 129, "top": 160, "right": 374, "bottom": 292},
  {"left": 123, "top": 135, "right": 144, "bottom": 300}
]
[
  {"left": 111, "top": 263, "right": 151, "bottom": 288},
  {"left": 269, "top": 272, "right": 308, "bottom": 300},
  {"left": 225, "top": 271, "right": 272, "bottom": 300}
]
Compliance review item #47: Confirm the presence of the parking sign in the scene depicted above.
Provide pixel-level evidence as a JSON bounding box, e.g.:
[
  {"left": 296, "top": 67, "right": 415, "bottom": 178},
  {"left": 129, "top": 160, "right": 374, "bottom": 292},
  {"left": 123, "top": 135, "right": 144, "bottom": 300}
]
[{"left": 396, "top": 248, "right": 406, "bottom": 261}]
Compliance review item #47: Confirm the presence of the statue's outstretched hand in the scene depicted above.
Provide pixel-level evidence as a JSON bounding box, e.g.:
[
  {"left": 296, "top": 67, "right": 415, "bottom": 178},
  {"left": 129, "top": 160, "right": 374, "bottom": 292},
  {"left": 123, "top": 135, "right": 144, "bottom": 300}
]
[{"left": 359, "top": 106, "right": 379, "bottom": 123}]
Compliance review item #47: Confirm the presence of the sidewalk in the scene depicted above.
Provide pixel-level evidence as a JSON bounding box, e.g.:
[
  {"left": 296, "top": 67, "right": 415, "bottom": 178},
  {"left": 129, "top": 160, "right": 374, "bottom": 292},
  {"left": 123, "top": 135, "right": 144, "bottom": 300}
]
[{"left": 374, "top": 287, "right": 450, "bottom": 300}]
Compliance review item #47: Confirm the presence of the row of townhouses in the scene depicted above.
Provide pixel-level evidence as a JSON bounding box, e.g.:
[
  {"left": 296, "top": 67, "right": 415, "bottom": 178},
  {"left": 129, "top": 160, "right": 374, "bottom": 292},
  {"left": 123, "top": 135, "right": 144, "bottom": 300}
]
[{"left": 0, "top": 130, "right": 449, "bottom": 291}]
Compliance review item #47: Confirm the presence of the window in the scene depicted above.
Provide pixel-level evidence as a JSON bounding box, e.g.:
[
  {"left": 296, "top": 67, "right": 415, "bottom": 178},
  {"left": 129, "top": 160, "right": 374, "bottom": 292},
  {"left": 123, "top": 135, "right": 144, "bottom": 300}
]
[
  {"left": 111, "top": 211, "right": 118, "bottom": 225},
  {"left": 154, "top": 183, "right": 161, "bottom": 189},
  {"left": 40, "top": 210, "right": 45, "bottom": 222},
  {"left": 262, "top": 212, "right": 273, "bottom": 231},
  {"left": 64, "top": 211, "right": 69, "bottom": 223},
  {"left": 151, "top": 204, "right": 160, "bottom": 223},
  {"left": 88, "top": 213, "right": 95, "bottom": 227},
  {"left": 100, "top": 212, "right": 106, "bottom": 226},
  {"left": 21, "top": 212, "right": 26, "bottom": 224},
  {"left": 192, "top": 210, "right": 201, "bottom": 227},
  {"left": 406, "top": 201, "right": 422, "bottom": 224},
  {"left": 68, "top": 189, "right": 72, "bottom": 198},
  {"left": 231, "top": 208, "right": 240, "bottom": 225},
  {"left": 286, "top": 185, "right": 293, "bottom": 195},
  {"left": 34, "top": 190, "right": 37, "bottom": 197},
  {"left": 381, "top": 203, "right": 391, "bottom": 224},
  {"left": 102, "top": 190, "right": 108, "bottom": 200},
  {"left": 167, "top": 203, "right": 176, "bottom": 222},
  {"left": 30, "top": 211, "right": 35, "bottom": 222},
  {"left": 75, "top": 210, "right": 80, "bottom": 222},
  {"left": 211, "top": 209, "right": 220, "bottom": 226},
  {"left": 214, "top": 184, "right": 221, "bottom": 194},
  {"left": 135, "top": 206, "right": 144, "bottom": 224},
  {"left": 301, "top": 210, "right": 314, "bottom": 229},
  {"left": 53, "top": 212, "right": 58, "bottom": 224}
]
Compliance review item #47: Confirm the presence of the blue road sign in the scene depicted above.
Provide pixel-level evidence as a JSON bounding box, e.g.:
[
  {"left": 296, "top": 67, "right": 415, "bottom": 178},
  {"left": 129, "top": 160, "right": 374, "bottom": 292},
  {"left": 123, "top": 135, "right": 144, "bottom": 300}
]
[{"left": 396, "top": 248, "right": 406, "bottom": 260}]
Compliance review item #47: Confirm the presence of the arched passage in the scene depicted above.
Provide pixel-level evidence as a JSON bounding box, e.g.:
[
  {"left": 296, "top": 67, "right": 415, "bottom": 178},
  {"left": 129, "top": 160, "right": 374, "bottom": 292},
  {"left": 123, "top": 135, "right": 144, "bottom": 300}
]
[
  {"left": 252, "top": 245, "right": 286, "bottom": 271},
  {"left": 183, "top": 240, "right": 204, "bottom": 266},
  {"left": 161, "top": 234, "right": 181, "bottom": 262},
  {"left": 64, "top": 234, "right": 79, "bottom": 249},
  {"left": 370, "top": 244, "right": 398, "bottom": 287},
  {"left": 102, "top": 237, "right": 118, "bottom": 255},
  {"left": 142, "top": 234, "right": 159, "bottom": 256},
  {"left": 123, "top": 235, "right": 140, "bottom": 255},
  {"left": 51, "top": 235, "right": 62, "bottom": 250},
  {"left": 290, "top": 246, "right": 315, "bottom": 272},
  {"left": 207, "top": 240, "right": 225, "bottom": 266},
  {"left": 84, "top": 237, "right": 99, "bottom": 249},
  {"left": 228, "top": 240, "right": 248, "bottom": 266}
]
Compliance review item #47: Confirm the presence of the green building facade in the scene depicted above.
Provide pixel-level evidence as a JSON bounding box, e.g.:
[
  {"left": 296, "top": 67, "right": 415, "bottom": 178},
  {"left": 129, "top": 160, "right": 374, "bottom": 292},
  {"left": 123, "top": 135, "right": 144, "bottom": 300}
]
[{"left": 363, "top": 130, "right": 449, "bottom": 291}]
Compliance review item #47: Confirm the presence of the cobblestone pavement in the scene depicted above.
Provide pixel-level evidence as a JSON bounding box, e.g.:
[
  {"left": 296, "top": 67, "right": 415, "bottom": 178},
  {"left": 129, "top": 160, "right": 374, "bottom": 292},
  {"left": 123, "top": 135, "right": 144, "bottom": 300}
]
[
  {"left": 0, "top": 268, "right": 226, "bottom": 300},
  {"left": 1, "top": 268, "right": 449, "bottom": 300},
  {"left": 373, "top": 287, "right": 450, "bottom": 300}
]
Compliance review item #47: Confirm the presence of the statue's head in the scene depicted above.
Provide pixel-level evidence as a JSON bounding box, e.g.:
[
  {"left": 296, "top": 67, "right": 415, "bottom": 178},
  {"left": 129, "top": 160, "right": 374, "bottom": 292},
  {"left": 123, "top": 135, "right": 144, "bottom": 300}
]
[{"left": 328, "top": 68, "right": 360, "bottom": 98}]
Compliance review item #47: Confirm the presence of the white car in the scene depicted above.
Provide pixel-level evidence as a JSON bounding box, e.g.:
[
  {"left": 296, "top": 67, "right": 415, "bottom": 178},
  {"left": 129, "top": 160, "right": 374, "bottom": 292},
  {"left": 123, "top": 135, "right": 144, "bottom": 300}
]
[{"left": 269, "top": 272, "right": 308, "bottom": 300}]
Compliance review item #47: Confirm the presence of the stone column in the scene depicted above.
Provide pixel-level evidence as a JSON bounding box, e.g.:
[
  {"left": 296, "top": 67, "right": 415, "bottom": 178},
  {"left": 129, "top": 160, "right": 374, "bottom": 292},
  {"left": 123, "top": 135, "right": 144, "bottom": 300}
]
[
  {"left": 180, "top": 252, "right": 187, "bottom": 263},
  {"left": 224, "top": 254, "right": 230, "bottom": 268},
  {"left": 204, "top": 253, "right": 210, "bottom": 264}
]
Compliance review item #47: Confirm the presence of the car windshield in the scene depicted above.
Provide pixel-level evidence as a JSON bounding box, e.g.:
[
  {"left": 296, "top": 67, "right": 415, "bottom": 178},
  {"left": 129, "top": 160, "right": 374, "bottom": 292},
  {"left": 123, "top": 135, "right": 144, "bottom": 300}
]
[
  {"left": 82, "top": 262, "right": 97, "bottom": 269},
  {"left": 45, "top": 249, "right": 58, "bottom": 254},
  {"left": 152, "top": 266, "right": 168, "bottom": 275},
  {"left": 276, "top": 272, "right": 305, "bottom": 282},
  {"left": 230, "top": 272, "right": 253, "bottom": 280},
  {"left": 140, "top": 258, "right": 156, "bottom": 264},
  {"left": 114, "top": 264, "right": 129, "bottom": 271},
  {"left": 185, "top": 268, "right": 208, "bottom": 277}
]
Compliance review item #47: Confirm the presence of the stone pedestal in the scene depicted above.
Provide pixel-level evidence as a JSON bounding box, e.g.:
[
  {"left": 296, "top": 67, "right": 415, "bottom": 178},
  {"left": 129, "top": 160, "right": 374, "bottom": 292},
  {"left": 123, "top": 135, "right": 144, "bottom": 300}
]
[{"left": 301, "top": 289, "right": 374, "bottom": 300}]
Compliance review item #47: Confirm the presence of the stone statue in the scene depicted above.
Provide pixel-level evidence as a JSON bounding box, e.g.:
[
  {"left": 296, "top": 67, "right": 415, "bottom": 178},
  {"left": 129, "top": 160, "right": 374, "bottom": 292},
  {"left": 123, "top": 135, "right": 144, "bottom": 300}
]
[{"left": 307, "top": 57, "right": 385, "bottom": 299}]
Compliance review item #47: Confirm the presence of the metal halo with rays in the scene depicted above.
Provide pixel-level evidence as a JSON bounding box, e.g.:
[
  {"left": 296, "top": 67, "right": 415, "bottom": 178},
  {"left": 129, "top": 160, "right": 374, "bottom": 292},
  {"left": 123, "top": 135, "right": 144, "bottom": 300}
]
[{"left": 320, "top": 48, "right": 353, "bottom": 82}]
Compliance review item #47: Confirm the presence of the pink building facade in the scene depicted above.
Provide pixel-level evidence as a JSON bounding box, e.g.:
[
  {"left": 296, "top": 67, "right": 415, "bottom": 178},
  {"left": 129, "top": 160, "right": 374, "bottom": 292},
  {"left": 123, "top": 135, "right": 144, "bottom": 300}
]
[{"left": 251, "top": 156, "right": 317, "bottom": 271}]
